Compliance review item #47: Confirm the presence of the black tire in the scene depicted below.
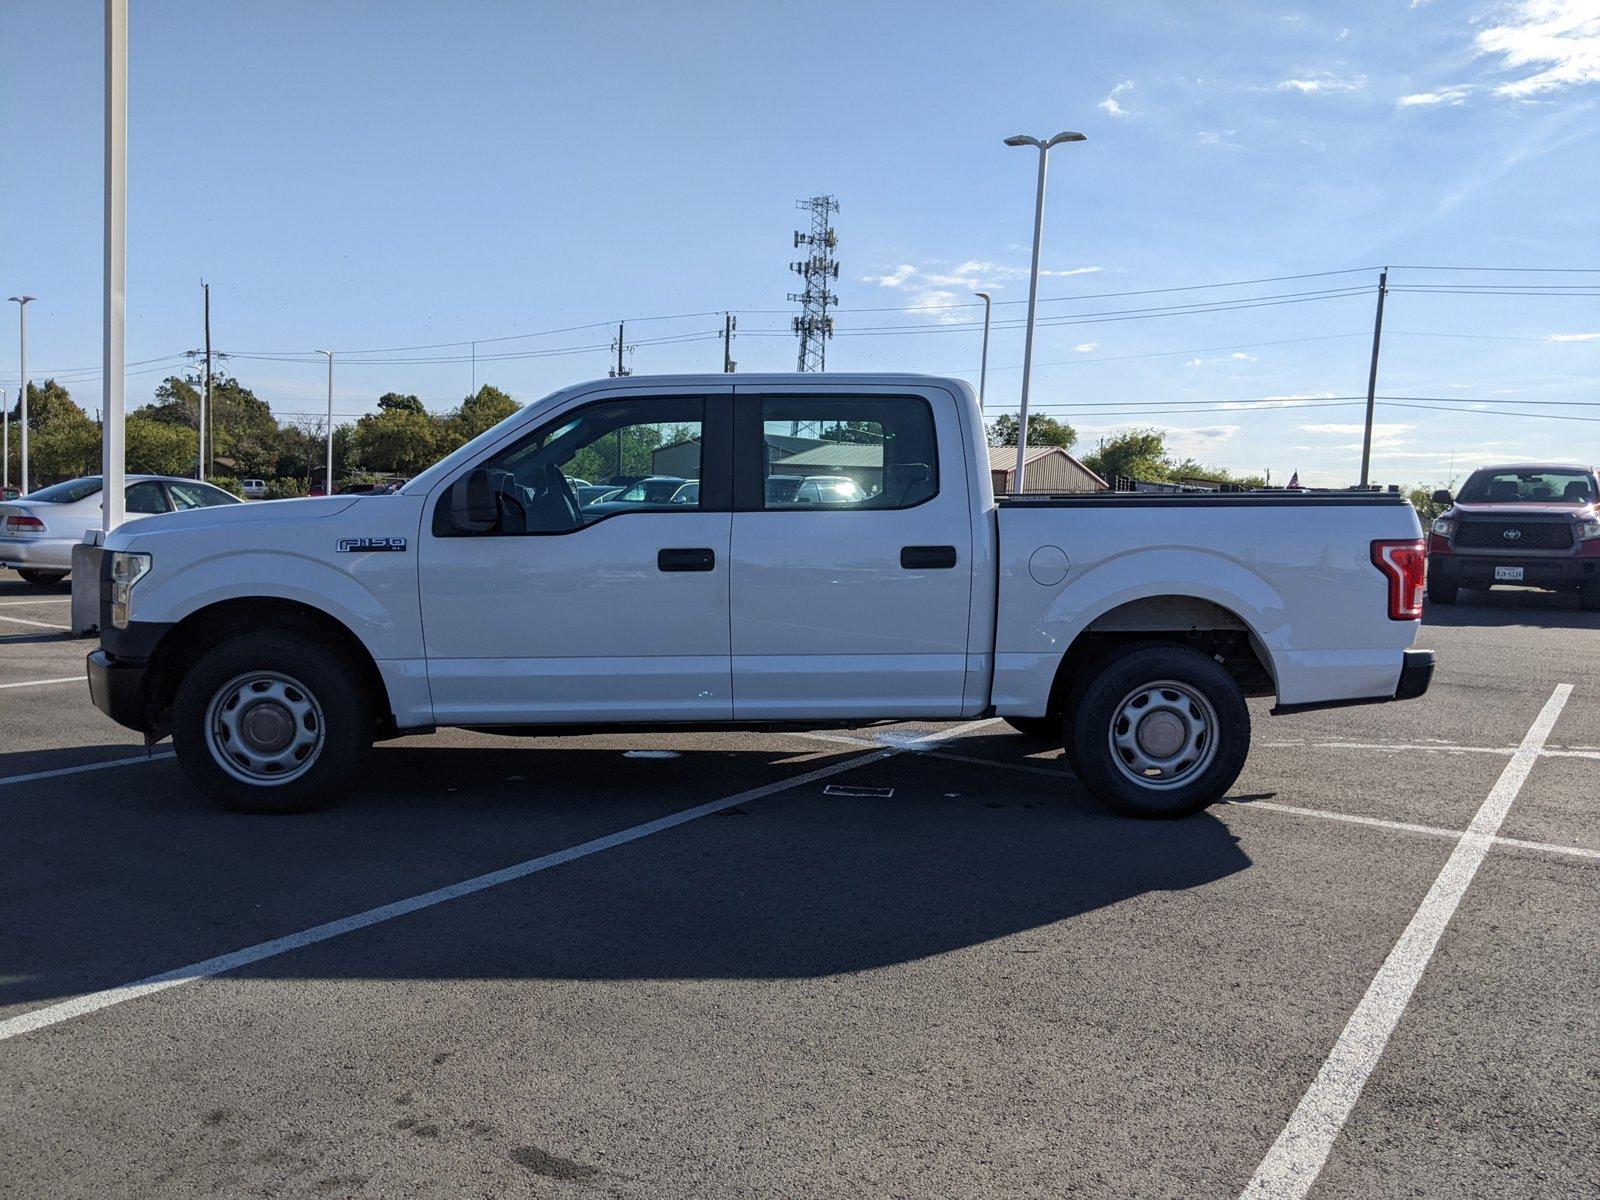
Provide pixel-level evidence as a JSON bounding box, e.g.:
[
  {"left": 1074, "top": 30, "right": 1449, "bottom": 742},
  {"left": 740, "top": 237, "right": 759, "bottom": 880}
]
[
  {"left": 17, "top": 568, "right": 68, "bottom": 586},
  {"left": 1582, "top": 584, "right": 1600, "bottom": 613},
  {"left": 172, "top": 630, "right": 373, "bottom": 814},
  {"left": 1004, "top": 716, "right": 1059, "bottom": 741},
  {"left": 1068, "top": 644, "right": 1250, "bottom": 819},
  {"left": 1426, "top": 576, "right": 1457, "bottom": 605}
]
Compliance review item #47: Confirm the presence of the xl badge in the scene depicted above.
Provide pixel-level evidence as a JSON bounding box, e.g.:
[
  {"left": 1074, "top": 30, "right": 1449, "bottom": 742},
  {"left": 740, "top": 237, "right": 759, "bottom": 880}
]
[{"left": 338, "top": 536, "right": 408, "bottom": 553}]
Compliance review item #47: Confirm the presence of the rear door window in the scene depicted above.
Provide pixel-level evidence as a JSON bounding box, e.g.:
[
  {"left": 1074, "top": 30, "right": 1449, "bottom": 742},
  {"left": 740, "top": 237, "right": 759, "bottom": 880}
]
[{"left": 754, "top": 396, "right": 938, "bottom": 511}]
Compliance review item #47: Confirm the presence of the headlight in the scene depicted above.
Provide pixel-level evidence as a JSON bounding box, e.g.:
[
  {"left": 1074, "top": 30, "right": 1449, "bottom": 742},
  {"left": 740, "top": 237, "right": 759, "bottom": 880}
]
[
  {"left": 109, "top": 551, "right": 151, "bottom": 629},
  {"left": 1431, "top": 516, "right": 1455, "bottom": 537},
  {"left": 1579, "top": 517, "right": 1600, "bottom": 542}
]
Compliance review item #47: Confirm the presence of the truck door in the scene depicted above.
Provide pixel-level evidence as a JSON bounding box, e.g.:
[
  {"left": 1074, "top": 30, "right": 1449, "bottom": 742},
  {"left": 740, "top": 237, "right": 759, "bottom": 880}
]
[
  {"left": 728, "top": 388, "right": 974, "bottom": 719},
  {"left": 418, "top": 387, "right": 733, "bottom": 724}
]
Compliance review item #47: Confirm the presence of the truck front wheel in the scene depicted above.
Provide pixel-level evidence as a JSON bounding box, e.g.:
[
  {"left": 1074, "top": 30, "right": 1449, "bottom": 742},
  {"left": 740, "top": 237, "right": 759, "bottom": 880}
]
[
  {"left": 1069, "top": 645, "right": 1250, "bottom": 819},
  {"left": 172, "top": 630, "right": 373, "bottom": 814}
]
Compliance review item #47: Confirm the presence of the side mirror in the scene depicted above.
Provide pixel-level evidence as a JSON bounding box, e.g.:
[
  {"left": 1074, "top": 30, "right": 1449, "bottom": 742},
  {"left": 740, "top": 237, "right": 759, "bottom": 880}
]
[
  {"left": 1430, "top": 489, "right": 1452, "bottom": 506},
  {"left": 450, "top": 468, "right": 500, "bottom": 532}
]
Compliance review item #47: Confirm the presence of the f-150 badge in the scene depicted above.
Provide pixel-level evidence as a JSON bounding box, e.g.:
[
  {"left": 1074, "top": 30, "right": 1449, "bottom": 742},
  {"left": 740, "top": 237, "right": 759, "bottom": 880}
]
[{"left": 337, "top": 536, "right": 408, "bottom": 553}]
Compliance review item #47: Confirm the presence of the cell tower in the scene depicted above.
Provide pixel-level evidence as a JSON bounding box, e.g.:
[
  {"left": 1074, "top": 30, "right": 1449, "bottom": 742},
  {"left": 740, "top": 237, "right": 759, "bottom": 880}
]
[{"left": 788, "top": 195, "right": 839, "bottom": 371}]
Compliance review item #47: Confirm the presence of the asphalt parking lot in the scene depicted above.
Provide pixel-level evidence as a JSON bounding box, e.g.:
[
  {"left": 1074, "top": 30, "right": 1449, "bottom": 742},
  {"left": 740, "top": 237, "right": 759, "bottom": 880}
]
[{"left": 0, "top": 574, "right": 1594, "bottom": 1199}]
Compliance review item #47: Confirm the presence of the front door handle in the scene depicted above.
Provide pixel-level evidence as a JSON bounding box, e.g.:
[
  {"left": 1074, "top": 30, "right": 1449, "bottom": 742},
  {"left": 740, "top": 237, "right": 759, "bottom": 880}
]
[
  {"left": 658, "top": 547, "right": 716, "bottom": 572},
  {"left": 900, "top": 545, "right": 958, "bottom": 570}
]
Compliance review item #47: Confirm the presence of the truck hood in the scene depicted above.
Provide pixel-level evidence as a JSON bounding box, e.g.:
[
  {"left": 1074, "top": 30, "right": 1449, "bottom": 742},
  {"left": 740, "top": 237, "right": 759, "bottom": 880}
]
[
  {"left": 107, "top": 496, "right": 361, "bottom": 548},
  {"left": 1452, "top": 500, "right": 1593, "bottom": 519}
]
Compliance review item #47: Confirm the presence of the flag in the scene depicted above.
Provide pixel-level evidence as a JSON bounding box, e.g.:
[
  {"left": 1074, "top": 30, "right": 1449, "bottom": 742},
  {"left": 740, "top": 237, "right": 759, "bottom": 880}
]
[{"left": 1287, "top": 470, "right": 1299, "bottom": 488}]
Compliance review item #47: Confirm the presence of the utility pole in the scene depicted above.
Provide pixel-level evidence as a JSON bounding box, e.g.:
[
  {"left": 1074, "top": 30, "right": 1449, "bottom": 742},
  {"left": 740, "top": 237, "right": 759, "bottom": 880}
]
[
  {"left": 200, "top": 279, "right": 211, "bottom": 480},
  {"left": 722, "top": 313, "right": 737, "bottom": 373},
  {"left": 974, "top": 292, "right": 992, "bottom": 406},
  {"left": 1358, "top": 268, "right": 1389, "bottom": 489},
  {"left": 789, "top": 195, "right": 839, "bottom": 371},
  {"left": 316, "top": 350, "right": 334, "bottom": 494},
  {"left": 8, "top": 296, "right": 35, "bottom": 495},
  {"left": 609, "top": 322, "right": 632, "bottom": 377}
]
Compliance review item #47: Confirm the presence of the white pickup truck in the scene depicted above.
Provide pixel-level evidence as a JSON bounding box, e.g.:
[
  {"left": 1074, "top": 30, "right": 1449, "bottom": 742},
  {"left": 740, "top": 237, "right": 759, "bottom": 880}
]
[{"left": 87, "top": 373, "right": 1433, "bottom": 818}]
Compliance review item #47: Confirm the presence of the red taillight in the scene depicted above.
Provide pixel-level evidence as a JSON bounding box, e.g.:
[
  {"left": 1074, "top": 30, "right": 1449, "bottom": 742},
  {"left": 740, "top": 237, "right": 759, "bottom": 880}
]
[
  {"left": 3, "top": 515, "right": 45, "bottom": 533},
  {"left": 1371, "top": 538, "right": 1426, "bottom": 620}
]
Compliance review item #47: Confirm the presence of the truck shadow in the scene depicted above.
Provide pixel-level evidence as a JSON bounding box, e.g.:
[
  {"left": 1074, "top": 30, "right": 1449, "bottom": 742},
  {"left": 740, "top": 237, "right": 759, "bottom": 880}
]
[
  {"left": 1, "top": 739, "right": 1251, "bottom": 1006},
  {"left": 1424, "top": 587, "right": 1594, "bottom": 629}
]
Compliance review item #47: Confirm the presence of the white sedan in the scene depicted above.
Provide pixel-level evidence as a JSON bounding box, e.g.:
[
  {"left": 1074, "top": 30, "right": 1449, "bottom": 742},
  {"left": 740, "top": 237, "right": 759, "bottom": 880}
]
[{"left": 0, "top": 474, "right": 240, "bottom": 585}]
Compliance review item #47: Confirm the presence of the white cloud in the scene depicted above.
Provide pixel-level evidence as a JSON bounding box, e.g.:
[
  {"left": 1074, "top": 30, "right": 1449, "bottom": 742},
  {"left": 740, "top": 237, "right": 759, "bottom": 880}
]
[
  {"left": 1396, "top": 87, "right": 1472, "bottom": 106},
  {"left": 1098, "top": 80, "right": 1135, "bottom": 117},
  {"left": 1476, "top": 0, "right": 1600, "bottom": 97},
  {"left": 1186, "top": 357, "right": 1204, "bottom": 367},
  {"left": 1073, "top": 343, "right": 1099, "bottom": 352},
  {"left": 1194, "top": 129, "right": 1242, "bottom": 148},
  {"left": 1217, "top": 392, "right": 1334, "bottom": 410},
  {"left": 1300, "top": 422, "right": 1414, "bottom": 437},
  {"left": 1547, "top": 330, "right": 1600, "bottom": 341},
  {"left": 862, "top": 260, "right": 1101, "bottom": 323},
  {"left": 1276, "top": 73, "right": 1365, "bottom": 94},
  {"left": 1229, "top": 352, "right": 1258, "bottom": 361}
]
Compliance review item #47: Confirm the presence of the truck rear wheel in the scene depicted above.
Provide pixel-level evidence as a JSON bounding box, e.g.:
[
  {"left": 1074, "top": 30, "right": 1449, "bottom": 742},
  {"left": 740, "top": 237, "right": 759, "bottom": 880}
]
[
  {"left": 172, "top": 630, "right": 373, "bottom": 814},
  {"left": 1069, "top": 645, "right": 1249, "bottom": 819}
]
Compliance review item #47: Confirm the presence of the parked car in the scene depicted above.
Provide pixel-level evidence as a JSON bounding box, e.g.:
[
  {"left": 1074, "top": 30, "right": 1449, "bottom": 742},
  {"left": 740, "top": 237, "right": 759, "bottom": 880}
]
[
  {"left": 767, "top": 475, "right": 866, "bottom": 507},
  {"left": 87, "top": 373, "right": 1431, "bottom": 818},
  {"left": 575, "top": 484, "right": 622, "bottom": 507},
  {"left": 670, "top": 480, "right": 700, "bottom": 505},
  {"left": 1, "top": 485, "right": 21, "bottom": 501},
  {"left": 1426, "top": 463, "right": 1600, "bottom": 610},
  {"left": 240, "top": 479, "right": 268, "bottom": 500},
  {"left": 581, "top": 476, "right": 688, "bottom": 516},
  {"left": 1, "top": 474, "right": 240, "bottom": 585}
]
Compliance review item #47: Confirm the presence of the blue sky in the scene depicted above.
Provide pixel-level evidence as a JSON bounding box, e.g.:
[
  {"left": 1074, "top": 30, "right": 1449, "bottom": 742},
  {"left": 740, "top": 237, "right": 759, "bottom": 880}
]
[{"left": 2, "top": 0, "right": 1596, "bottom": 486}]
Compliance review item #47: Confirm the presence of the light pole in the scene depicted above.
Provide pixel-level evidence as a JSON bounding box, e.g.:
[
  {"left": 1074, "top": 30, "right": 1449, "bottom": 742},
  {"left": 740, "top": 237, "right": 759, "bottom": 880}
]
[
  {"left": 317, "top": 350, "right": 334, "bottom": 495},
  {"left": 974, "top": 292, "right": 992, "bottom": 407},
  {"left": 103, "top": 0, "right": 128, "bottom": 533},
  {"left": 8, "top": 296, "right": 35, "bottom": 495},
  {"left": 1, "top": 389, "right": 7, "bottom": 491},
  {"left": 1003, "top": 130, "right": 1085, "bottom": 493}
]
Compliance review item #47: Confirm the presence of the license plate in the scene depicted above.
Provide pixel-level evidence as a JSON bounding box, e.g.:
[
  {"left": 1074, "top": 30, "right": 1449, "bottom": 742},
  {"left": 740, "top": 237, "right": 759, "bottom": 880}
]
[{"left": 1494, "top": 566, "right": 1524, "bottom": 582}]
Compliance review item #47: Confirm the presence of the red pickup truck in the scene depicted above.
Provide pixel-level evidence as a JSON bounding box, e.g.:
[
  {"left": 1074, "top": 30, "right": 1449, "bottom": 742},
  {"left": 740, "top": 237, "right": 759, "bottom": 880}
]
[{"left": 1426, "top": 463, "right": 1600, "bottom": 611}]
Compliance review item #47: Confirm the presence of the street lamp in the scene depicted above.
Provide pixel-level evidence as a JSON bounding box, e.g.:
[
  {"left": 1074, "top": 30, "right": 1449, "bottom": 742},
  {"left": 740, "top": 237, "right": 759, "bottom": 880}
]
[
  {"left": 1, "top": 389, "right": 7, "bottom": 491},
  {"left": 8, "top": 296, "right": 36, "bottom": 495},
  {"left": 316, "top": 350, "right": 334, "bottom": 495},
  {"left": 974, "top": 292, "right": 992, "bottom": 407},
  {"left": 1003, "top": 130, "right": 1085, "bottom": 492}
]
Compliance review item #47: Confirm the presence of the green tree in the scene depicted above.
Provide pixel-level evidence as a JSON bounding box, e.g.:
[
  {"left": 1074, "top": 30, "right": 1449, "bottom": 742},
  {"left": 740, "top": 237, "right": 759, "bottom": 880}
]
[
  {"left": 1408, "top": 486, "right": 1447, "bottom": 521},
  {"left": 126, "top": 416, "right": 198, "bottom": 476},
  {"left": 987, "top": 412, "right": 1077, "bottom": 450},
  {"left": 1080, "top": 428, "right": 1171, "bottom": 484},
  {"left": 351, "top": 408, "right": 440, "bottom": 475},
  {"left": 377, "top": 392, "right": 426, "bottom": 416},
  {"left": 451, "top": 385, "right": 519, "bottom": 442},
  {"left": 16, "top": 380, "right": 99, "bottom": 482}
]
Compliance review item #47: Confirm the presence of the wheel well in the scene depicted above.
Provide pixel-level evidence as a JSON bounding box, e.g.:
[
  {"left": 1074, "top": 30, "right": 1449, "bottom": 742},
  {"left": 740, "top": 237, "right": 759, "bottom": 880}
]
[
  {"left": 1043, "top": 596, "right": 1276, "bottom": 714},
  {"left": 143, "top": 598, "right": 393, "bottom": 739}
]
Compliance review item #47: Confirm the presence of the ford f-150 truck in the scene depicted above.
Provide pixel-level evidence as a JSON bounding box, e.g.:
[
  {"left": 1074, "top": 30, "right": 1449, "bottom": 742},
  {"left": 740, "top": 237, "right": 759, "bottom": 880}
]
[
  {"left": 1424, "top": 463, "right": 1600, "bottom": 610},
  {"left": 86, "top": 374, "right": 1433, "bottom": 819}
]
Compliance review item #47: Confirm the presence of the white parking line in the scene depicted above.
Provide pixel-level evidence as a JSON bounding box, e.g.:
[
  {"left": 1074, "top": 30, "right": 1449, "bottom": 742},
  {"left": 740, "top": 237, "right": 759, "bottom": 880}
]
[
  {"left": 0, "top": 751, "right": 177, "bottom": 788},
  {"left": 0, "top": 598, "right": 72, "bottom": 606},
  {"left": 0, "top": 613, "right": 69, "bottom": 629},
  {"left": 1233, "top": 799, "right": 1600, "bottom": 863},
  {"left": 0, "top": 676, "right": 81, "bottom": 690},
  {"left": 1241, "top": 683, "right": 1572, "bottom": 1200},
  {"left": 0, "top": 719, "right": 994, "bottom": 1043}
]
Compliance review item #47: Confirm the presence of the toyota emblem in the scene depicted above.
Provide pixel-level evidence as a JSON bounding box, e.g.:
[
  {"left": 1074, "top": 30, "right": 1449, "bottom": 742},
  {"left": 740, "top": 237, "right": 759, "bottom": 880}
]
[{"left": 1503, "top": 528, "right": 1523, "bottom": 541}]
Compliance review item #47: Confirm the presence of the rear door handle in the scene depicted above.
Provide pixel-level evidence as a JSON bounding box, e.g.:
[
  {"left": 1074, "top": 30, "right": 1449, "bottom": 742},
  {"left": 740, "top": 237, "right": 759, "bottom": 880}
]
[
  {"left": 658, "top": 547, "right": 716, "bottom": 572},
  {"left": 900, "top": 545, "right": 958, "bottom": 570}
]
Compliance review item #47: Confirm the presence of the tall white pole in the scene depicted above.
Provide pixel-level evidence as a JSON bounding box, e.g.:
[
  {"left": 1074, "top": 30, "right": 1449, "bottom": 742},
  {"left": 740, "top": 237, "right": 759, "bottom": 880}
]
[
  {"left": 974, "top": 292, "right": 991, "bottom": 407},
  {"left": 1012, "top": 146, "right": 1050, "bottom": 494},
  {"left": 9, "top": 297, "right": 34, "bottom": 495},
  {"left": 319, "top": 350, "right": 334, "bottom": 495},
  {"left": 102, "top": 0, "right": 128, "bottom": 532},
  {"left": 1, "top": 389, "right": 7, "bottom": 490}
]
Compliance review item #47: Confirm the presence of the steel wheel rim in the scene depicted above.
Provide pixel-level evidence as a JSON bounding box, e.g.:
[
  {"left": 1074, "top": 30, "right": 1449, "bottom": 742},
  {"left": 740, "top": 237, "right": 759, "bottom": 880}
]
[
  {"left": 1107, "top": 679, "right": 1219, "bottom": 791},
  {"left": 204, "top": 670, "right": 326, "bottom": 786}
]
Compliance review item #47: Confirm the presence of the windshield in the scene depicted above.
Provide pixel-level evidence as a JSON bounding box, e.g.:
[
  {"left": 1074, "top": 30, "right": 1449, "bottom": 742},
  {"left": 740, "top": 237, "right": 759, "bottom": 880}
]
[
  {"left": 26, "top": 477, "right": 104, "bottom": 504},
  {"left": 1457, "top": 469, "right": 1596, "bottom": 505}
]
